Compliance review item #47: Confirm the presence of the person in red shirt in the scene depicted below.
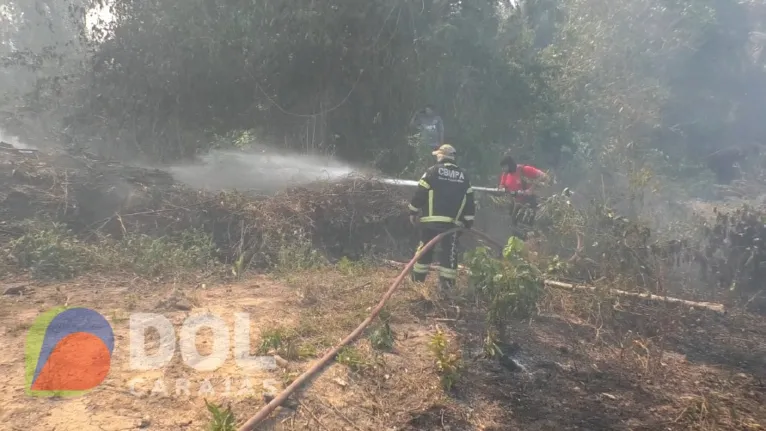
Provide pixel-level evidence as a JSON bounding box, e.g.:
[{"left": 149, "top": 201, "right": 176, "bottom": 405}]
[
  {"left": 498, "top": 152, "right": 550, "bottom": 239},
  {"left": 498, "top": 153, "right": 549, "bottom": 208}
]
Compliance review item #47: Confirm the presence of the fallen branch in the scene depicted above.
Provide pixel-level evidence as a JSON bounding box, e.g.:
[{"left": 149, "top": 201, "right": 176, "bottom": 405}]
[
  {"left": 381, "top": 259, "right": 467, "bottom": 271},
  {"left": 382, "top": 261, "right": 726, "bottom": 313},
  {"left": 543, "top": 279, "right": 725, "bottom": 313}
]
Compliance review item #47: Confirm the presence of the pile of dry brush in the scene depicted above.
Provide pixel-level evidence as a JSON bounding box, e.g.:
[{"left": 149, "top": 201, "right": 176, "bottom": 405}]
[
  {"left": 516, "top": 189, "right": 766, "bottom": 305},
  {"left": 0, "top": 148, "right": 414, "bottom": 268}
]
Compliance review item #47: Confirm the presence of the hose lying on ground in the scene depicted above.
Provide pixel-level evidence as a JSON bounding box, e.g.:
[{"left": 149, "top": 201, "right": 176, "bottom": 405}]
[
  {"left": 236, "top": 227, "right": 502, "bottom": 430},
  {"left": 235, "top": 226, "right": 725, "bottom": 429}
]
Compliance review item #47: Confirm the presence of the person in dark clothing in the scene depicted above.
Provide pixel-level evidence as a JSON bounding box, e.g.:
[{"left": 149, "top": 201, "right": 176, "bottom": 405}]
[
  {"left": 408, "top": 144, "right": 475, "bottom": 290},
  {"left": 410, "top": 105, "right": 445, "bottom": 151}
]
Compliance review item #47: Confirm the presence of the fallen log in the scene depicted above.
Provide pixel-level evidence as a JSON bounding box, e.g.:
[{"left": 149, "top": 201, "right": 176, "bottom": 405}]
[
  {"left": 382, "top": 260, "right": 726, "bottom": 313},
  {"left": 544, "top": 279, "right": 725, "bottom": 313}
]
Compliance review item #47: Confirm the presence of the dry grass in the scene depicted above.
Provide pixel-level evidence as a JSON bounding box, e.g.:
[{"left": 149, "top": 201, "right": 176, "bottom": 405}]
[
  {"left": 1, "top": 252, "right": 765, "bottom": 430},
  {"left": 222, "top": 261, "right": 766, "bottom": 430},
  {"left": 244, "top": 264, "right": 476, "bottom": 430}
]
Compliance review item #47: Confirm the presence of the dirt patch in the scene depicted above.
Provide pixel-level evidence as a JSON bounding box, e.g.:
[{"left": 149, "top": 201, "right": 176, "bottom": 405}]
[{"left": 0, "top": 274, "right": 298, "bottom": 430}]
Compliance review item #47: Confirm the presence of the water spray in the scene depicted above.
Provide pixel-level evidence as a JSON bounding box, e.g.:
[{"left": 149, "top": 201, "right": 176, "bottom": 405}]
[{"left": 165, "top": 148, "right": 506, "bottom": 194}]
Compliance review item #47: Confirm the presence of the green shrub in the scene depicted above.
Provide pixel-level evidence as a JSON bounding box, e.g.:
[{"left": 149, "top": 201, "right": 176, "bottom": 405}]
[
  {"left": 465, "top": 237, "right": 544, "bottom": 337},
  {"left": 9, "top": 222, "right": 91, "bottom": 279}
]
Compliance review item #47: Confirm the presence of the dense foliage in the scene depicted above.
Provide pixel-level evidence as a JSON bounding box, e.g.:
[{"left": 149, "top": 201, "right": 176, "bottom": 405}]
[{"left": 2, "top": 0, "right": 766, "bottom": 186}]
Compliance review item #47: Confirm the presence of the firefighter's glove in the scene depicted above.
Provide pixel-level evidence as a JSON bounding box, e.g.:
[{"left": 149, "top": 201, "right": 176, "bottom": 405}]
[{"left": 409, "top": 214, "right": 419, "bottom": 226}]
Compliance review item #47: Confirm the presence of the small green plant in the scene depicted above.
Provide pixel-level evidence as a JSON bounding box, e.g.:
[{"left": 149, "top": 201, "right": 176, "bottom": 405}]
[
  {"left": 231, "top": 251, "right": 247, "bottom": 280},
  {"left": 257, "top": 326, "right": 310, "bottom": 360},
  {"left": 483, "top": 328, "right": 503, "bottom": 359},
  {"left": 465, "top": 237, "right": 544, "bottom": 338},
  {"left": 296, "top": 344, "right": 317, "bottom": 359},
  {"left": 335, "top": 346, "right": 368, "bottom": 372},
  {"left": 368, "top": 309, "right": 395, "bottom": 351},
  {"left": 204, "top": 399, "right": 236, "bottom": 431},
  {"left": 336, "top": 256, "right": 368, "bottom": 276},
  {"left": 428, "top": 329, "right": 462, "bottom": 391},
  {"left": 272, "top": 233, "right": 327, "bottom": 274},
  {"left": 544, "top": 255, "right": 571, "bottom": 277},
  {"left": 9, "top": 222, "right": 90, "bottom": 279},
  {"left": 259, "top": 326, "right": 290, "bottom": 352}
]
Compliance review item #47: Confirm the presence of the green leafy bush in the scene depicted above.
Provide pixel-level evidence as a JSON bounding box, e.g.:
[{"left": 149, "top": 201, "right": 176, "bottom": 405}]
[
  {"left": 9, "top": 222, "right": 90, "bottom": 279},
  {"left": 7, "top": 221, "right": 219, "bottom": 279},
  {"left": 115, "top": 228, "right": 218, "bottom": 276},
  {"left": 465, "top": 237, "right": 544, "bottom": 336}
]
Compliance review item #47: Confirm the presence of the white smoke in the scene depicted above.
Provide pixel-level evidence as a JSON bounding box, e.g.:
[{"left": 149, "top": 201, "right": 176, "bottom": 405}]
[{"left": 0, "top": 128, "right": 36, "bottom": 150}]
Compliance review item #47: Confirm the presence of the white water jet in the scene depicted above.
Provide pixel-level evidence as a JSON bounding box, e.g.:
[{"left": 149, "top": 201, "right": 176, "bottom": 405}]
[
  {"left": 166, "top": 148, "right": 502, "bottom": 194},
  {"left": 167, "top": 149, "right": 356, "bottom": 192}
]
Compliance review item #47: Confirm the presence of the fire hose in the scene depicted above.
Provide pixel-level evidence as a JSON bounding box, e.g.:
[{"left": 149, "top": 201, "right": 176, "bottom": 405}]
[
  {"left": 235, "top": 222, "right": 725, "bottom": 429},
  {"left": 236, "top": 227, "right": 503, "bottom": 430}
]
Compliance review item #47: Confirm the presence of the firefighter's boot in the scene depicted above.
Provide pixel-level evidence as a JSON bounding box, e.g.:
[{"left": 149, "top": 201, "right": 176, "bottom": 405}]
[
  {"left": 438, "top": 277, "right": 455, "bottom": 291},
  {"left": 411, "top": 270, "right": 428, "bottom": 284}
]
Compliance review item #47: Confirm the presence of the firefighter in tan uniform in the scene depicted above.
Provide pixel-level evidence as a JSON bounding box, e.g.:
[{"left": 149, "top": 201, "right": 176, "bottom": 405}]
[{"left": 408, "top": 144, "right": 476, "bottom": 290}]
